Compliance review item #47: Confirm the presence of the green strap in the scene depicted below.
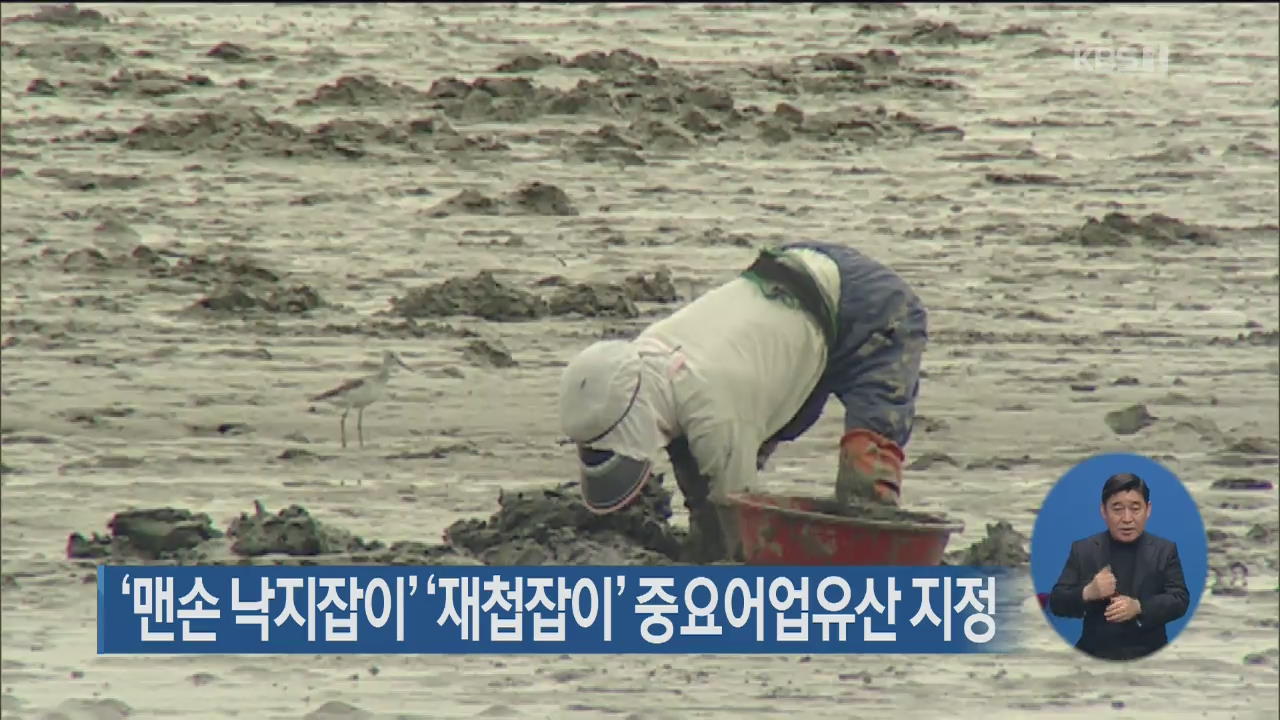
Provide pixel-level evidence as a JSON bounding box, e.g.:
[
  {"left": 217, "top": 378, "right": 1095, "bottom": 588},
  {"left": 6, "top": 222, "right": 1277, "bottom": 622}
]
[{"left": 740, "top": 247, "right": 838, "bottom": 350}]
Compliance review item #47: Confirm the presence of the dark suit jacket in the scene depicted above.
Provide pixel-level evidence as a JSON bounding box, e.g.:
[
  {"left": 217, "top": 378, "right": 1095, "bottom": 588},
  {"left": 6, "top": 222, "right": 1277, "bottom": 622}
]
[{"left": 1048, "top": 530, "right": 1190, "bottom": 661}]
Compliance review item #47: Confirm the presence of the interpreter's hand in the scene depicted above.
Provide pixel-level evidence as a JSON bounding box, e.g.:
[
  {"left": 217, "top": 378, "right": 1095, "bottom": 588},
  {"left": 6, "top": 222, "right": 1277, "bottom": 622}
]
[
  {"left": 1105, "top": 595, "right": 1142, "bottom": 623},
  {"left": 1083, "top": 565, "right": 1117, "bottom": 602}
]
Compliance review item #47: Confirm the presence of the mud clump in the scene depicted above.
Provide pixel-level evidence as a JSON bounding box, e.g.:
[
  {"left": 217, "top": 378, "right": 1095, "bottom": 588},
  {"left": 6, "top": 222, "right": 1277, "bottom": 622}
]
[
  {"left": 393, "top": 265, "right": 679, "bottom": 322},
  {"left": 66, "top": 508, "right": 222, "bottom": 561},
  {"left": 390, "top": 271, "right": 549, "bottom": 321},
  {"left": 118, "top": 108, "right": 497, "bottom": 159},
  {"left": 1209, "top": 328, "right": 1280, "bottom": 347},
  {"left": 2, "top": 3, "right": 110, "bottom": 27},
  {"left": 548, "top": 282, "right": 640, "bottom": 318},
  {"left": 13, "top": 40, "right": 117, "bottom": 64},
  {"left": 227, "top": 502, "right": 375, "bottom": 556},
  {"left": 944, "top": 520, "right": 1030, "bottom": 567},
  {"left": 492, "top": 48, "right": 659, "bottom": 74},
  {"left": 1211, "top": 477, "right": 1275, "bottom": 491},
  {"left": 565, "top": 125, "right": 648, "bottom": 166},
  {"left": 624, "top": 269, "right": 679, "bottom": 303},
  {"left": 462, "top": 338, "right": 517, "bottom": 368},
  {"left": 444, "top": 478, "right": 686, "bottom": 565},
  {"left": 627, "top": 117, "right": 699, "bottom": 152},
  {"left": 424, "top": 75, "right": 557, "bottom": 124},
  {"left": 890, "top": 20, "right": 992, "bottom": 44},
  {"left": 36, "top": 168, "right": 145, "bottom": 191},
  {"left": 56, "top": 243, "right": 324, "bottom": 315},
  {"left": 161, "top": 252, "right": 280, "bottom": 285},
  {"left": 510, "top": 181, "right": 578, "bottom": 215},
  {"left": 759, "top": 103, "right": 963, "bottom": 146},
  {"left": 122, "top": 108, "right": 305, "bottom": 154},
  {"left": 192, "top": 284, "right": 324, "bottom": 314},
  {"left": 297, "top": 74, "right": 426, "bottom": 107},
  {"left": 26, "top": 77, "right": 58, "bottom": 95},
  {"left": 1105, "top": 403, "right": 1158, "bottom": 435},
  {"left": 205, "top": 41, "right": 274, "bottom": 63},
  {"left": 91, "top": 68, "right": 213, "bottom": 98},
  {"left": 61, "top": 244, "right": 274, "bottom": 283},
  {"left": 565, "top": 48, "right": 661, "bottom": 73},
  {"left": 65, "top": 482, "right": 689, "bottom": 567},
  {"left": 1045, "top": 212, "right": 1223, "bottom": 248},
  {"left": 423, "top": 52, "right": 747, "bottom": 144},
  {"left": 425, "top": 182, "right": 578, "bottom": 217},
  {"left": 748, "top": 49, "right": 964, "bottom": 96},
  {"left": 494, "top": 51, "right": 568, "bottom": 73}
]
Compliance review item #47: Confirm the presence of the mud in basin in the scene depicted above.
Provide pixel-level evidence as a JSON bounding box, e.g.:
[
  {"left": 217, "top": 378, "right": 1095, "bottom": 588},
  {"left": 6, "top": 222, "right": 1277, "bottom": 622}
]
[{"left": 720, "top": 492, "right": 966, "bottom": 566}]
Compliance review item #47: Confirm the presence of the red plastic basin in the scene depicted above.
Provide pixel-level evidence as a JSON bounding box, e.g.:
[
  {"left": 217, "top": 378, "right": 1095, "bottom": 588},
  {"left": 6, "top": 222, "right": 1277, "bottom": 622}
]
[{"left": 720, "top": 492, "right": 965, "bottom": 566}]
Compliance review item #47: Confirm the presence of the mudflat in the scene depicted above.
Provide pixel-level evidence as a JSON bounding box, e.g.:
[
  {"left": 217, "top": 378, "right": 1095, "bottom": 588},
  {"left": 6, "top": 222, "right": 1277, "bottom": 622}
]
[{"left": 2, "top": 3, "right": 1277, "bottom": 719}]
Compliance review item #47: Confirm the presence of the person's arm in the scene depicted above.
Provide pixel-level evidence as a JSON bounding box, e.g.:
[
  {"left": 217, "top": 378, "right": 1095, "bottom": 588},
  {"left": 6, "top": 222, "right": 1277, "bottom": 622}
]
[
  {"left": 1048, "top": 542, "right": 1089, "bottom": 618},
  {"left": 697, "top": 422, "right": 760, "bottom": 504},
  {"left": 665, "top": 436, "right": 709, "bottom": 509},
  {"left": 1136, "top": 542, "right": 1190, "bottom": 626}
]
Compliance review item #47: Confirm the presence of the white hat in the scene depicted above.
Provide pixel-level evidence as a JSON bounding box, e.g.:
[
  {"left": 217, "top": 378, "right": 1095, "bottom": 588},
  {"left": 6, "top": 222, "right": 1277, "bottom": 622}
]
[{"left": 558, "top": 339, "right": 656, "bottom": 514}]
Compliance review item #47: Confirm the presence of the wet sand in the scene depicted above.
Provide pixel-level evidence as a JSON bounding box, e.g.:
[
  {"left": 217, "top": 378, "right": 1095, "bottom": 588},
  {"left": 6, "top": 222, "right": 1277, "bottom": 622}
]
[{"left": 2, "top": 2, "right": 1278, "bottom": 719}]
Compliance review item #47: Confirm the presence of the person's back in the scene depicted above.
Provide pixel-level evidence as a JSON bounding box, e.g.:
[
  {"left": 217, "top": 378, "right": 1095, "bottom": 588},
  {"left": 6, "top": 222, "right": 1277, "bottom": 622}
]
[{"left": 639, "top": 253, "right": 836, "bottom": 456}]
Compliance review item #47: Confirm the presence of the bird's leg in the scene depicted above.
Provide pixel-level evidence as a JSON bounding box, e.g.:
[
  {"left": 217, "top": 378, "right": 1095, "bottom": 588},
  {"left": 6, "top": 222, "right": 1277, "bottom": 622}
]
[
  {"left": 357, "top": 407, "right": 365, "bottom": 448},
  {"left": 340, "top": 408, "right": 348, "bottom": 449}
]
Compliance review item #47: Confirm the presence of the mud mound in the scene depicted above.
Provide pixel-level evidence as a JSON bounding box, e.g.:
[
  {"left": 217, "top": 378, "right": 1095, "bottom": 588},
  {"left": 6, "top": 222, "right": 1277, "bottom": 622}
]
[
  {"left": 626, "top": 117, "right": 700, "bottom": 152},
  {"left": 63, "top": 488, "right": 1015, "bottom": 570},
  {"left": 748, "top": 50, "right": 965, "bottom": 95},
  {"left": 391, "top": 265, "right": 680, "bottom": 322},
  {"left": 66, "top": 480, "right": 687, "bottom": 567},
  {"left": 425, "top": 75, "right": 560, "bottom": 124},
  {"left": 296, "top": 74, "right": 426, "bottom": 107},
  {"left": 1105, "top": 403, "right": 1158, "bottom": 435},
  {"left": 564, "top": 125, "right": 648, "bottom": 165},
  {"left": 433, "top": 47, "right": 960, "bottom": 152},
  {"left": 462, "top": 338, "right": 517, "bottom": 368},
  {"left": 13, "top": 40, "right": 117, "bottom": 64},
  {"left": 90, "top": 68, "right": 214, "bottom": 98},
  {"left": 425, "top": 182, "right": 578, "bottom": 217},
  {"left": 36, "top": 168, "right": 145, "bottom": 191},
  {"left": 2, "top": 3, "right": 109, "bottom": 27},
  {"left": 122, "top": 108, "right": 305, "bottom": 154},
  {"left": 59, "top": 244, "right": 279, "bottom": 283},
  {"left": 758, "top": 103, "right": 964, "bottom": 145},
  {"left": 1043, "top": 212, "right": 1223, "bottom": 248},
  {"left": 191, "top": 283, "right": 324, "bottom": 314},
  {"left": 390, "top": 271, "right": 550, "bottom": 321},
  {"left": 943, "top": 520, "right": 1031, "bottom": 567},
  {"left": 227, "top": 502, "right": 375, "bottom": 556},
  {"left": 118, "top": 108, "right": 499, "bottom": 159},
  {"left": 548, "top": 282, "right": 640, "bottom": 318},
  {"left": 566, "top": 48, "right": 662, "bottom": 73},
  {"left": 66, "top": 508, "right": 222, "bottom": 561},
  {"left": 890, "top": 20, "right": 992, "bottom": 44},
  {"left": 492, "top": 47, "right": 659, "bottom": 74},
  {"left": 624, "top": 269, "right": 679, "bottom": 303},
  {"left": 422, "top": 66, "right": 748, "bottom": 144},
  {"left": 65, "top": 503, "right": 427, "bottom": 566},
  {"left": 53, "top": 243, "right": 326, "bottom": 315},
  {"left": 205, "top": 41, "right": 274, "bottom": 63},
  {"left": 443, "top": 478, "right": 686, "bottom": 565},
  {"left": 494, "top": 51, "right": 567, "bottom": 73}
]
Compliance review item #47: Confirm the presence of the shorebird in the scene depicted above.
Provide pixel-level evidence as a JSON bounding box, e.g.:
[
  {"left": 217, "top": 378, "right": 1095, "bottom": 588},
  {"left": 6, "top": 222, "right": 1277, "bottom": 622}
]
[{"left": 309, "top": 350, "right": 412, "bottom": 448}]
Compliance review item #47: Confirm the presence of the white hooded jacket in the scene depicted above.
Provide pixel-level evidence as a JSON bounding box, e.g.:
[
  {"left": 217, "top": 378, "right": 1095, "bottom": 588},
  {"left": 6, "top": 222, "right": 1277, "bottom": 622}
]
[{"left": 634, "top": 248, "right": 841, "bottom": 501}]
